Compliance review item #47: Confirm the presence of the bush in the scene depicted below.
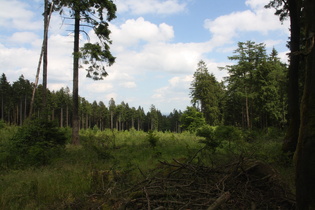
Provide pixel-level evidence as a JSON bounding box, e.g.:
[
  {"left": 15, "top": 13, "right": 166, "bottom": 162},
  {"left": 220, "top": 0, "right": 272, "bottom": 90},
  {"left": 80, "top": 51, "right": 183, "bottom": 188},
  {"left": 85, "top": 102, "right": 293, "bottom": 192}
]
[
  {"left": 0, "top": 120, "right": 6, "bottom": 129},
  {"left": 4, "top": 118, "right": 67, "bottom": 168},
  {"left": 214, "top": 126, "right": 243, "bottom": 142},
  {"left": 196, "top": 125, "right": 220, "bottom": 151},
  {"left": 147, "top": 130, "right": 159, "bottom": 148}
]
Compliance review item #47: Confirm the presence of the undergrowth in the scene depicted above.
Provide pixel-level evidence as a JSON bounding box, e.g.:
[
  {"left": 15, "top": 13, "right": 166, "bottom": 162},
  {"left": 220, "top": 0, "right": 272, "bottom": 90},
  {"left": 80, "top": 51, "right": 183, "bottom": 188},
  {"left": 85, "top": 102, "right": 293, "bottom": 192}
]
[{"left": 0, "top": 126, "right": 294, "bottom": 209}]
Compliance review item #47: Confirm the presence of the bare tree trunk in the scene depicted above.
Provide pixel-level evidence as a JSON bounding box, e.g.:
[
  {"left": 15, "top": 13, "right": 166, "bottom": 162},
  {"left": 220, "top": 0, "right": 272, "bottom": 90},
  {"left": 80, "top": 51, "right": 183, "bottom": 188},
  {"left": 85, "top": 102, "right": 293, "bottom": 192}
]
[
  {"left": 42, "top": 0, "right": 48, "bottom": 112},
  {"left": 245, "top": 88, "right": 250, "bottom": 129},
  {"left": 29, "top": 1, "right": 53, "bottom": 117},
  {"left": 282, "top": 0, "right": 302, "bottom": 153},
  {"left": 19, "top": 98, "right": 22, "bottom": 125},
  {"left": 16, "top": 106, "right": 18, "bottom": 125},
  {"left": 71, "top": 10, "right": 80, "bottom": 145},
  {"left": 131, "top": 117, "right": 134, "bottom": 129},
  {"left": 66, "top": 105, "right": 69, "bottom": 127},
  {"left": 24, "top": 95, "right": 27, "bottom": 120},
  {"left": 295, "top": 1, "right": 315, "bottom": 208},
  {"left": 52, "top": 109, "right": 54, "bottom": 121},
  {"left": 60, "top": 107, "right": 63, "bottom": 127},
  {"left": 110, "top": 111, "right": 113, "bottom": 129},
  {"left": 1, "top": 95, "right": 3, "bottom": 120},
  {"left": 86, "top": 114, "right": 88, "bottom": 129}
]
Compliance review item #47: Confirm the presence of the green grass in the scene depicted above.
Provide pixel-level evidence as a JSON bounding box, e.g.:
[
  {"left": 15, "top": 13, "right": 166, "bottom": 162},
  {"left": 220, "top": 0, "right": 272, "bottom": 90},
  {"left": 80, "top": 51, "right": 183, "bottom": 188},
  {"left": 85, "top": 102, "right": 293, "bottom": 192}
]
[{"left": 0, "top": 127, "right": 295, "bottom": 209}]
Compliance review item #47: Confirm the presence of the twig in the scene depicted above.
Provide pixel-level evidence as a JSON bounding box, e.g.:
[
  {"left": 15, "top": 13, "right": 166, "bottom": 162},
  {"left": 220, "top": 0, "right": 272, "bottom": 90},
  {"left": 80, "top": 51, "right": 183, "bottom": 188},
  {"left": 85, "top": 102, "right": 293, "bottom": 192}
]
[{"left": 143, "top": 187, "right": 151, "bottom": 210}]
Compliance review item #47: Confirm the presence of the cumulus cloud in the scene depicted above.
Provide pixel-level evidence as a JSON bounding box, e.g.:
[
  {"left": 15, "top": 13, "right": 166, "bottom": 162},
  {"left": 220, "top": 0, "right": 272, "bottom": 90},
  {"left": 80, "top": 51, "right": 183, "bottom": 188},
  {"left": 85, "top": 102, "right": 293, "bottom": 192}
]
[
  {"left": 110, "top": 17, "right": 174, "bottom": 49},
  {"left": 120, "top": 81, "right": 137, "bottom": 88},
  {"left": 115, "top": 0, "right": 187, "bottom": 15},
  {"left": 8, "top": 32, "right": 39, "bottom": 45},
  {"left": 0, "top": 0, "right": 42, "bottom": 30},
  {"left": 85, "top": 82, "right": 114, "bottom": 93},
  {"left": 245, "top": 0, "right": 268, "bottom": 9},
  {"left": 204, "top": 0, "right": 289, "bottom": 47},
  {"left": 0, "top": 43, "right": 39, "bottom": 79},
  {"left": 151, "top": 75, "right": 192, "bottom": 111}
]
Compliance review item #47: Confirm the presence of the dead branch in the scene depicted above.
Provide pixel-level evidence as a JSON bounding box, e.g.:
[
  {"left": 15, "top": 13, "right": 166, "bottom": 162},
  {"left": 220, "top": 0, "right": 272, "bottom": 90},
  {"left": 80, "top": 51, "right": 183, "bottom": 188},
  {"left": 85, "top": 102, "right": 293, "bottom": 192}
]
[{"left": 207, "top": 191, "right": 231, "bottom": 210}]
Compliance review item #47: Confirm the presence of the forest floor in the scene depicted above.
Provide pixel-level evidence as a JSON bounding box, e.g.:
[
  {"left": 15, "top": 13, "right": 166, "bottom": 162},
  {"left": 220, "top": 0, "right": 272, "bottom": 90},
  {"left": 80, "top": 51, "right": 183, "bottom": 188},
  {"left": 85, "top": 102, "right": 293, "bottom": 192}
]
[
  {"left": 0, "top": 128, "right": 296, "bottom": 209},
  {"left": 70, "top": 152, "right": 296, "bottom": 210}
]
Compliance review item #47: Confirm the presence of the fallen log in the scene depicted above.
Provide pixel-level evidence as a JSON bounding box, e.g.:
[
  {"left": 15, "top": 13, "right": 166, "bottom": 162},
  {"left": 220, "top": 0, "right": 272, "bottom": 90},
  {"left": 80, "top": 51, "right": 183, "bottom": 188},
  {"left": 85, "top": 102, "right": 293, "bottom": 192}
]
[{"left": 207, "top": 191, "right": 231, "bottom": 210}]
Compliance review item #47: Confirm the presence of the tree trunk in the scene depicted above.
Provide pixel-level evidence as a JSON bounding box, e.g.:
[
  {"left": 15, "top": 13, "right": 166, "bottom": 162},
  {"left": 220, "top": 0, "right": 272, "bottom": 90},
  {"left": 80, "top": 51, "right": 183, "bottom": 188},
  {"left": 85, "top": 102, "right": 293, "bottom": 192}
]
[
  {"left": 60, "top": 107, "right": 63, "bottom": 127},
  {"left": 66, "top": 105, "right": 69, "bottom": 127},
  {"left": 282, "top": 0, "right": 301, "bottom": 153},
  {"left": 42, "top": 0, "right": 48, "bottom": 113},
  {"left": 86, "top": 113, "right": 88, "bottom": 129},
  {"left": 131, "top": 117, "right": 134, "bottom": 129},
  {"left": 71, "top": 10, "right": 80, "bottom": 145},
  {"left": 295, "top": 0, "right": 315, "bottom": 208},
  {"left": 110, "top": 111, "right": 113, "bottom": 129},
  {"left": 24, "top": 95, "right": 27, "bottom": 120},
  {"left": 29, "top": 0, "right": 53, "bottom": 117},
  {"left": 19, "top": 98, "right": 22, "bottom": 125},
  {"left": 1, "top": 94, "right": 3, "bottom": 120},
  {"left": 245, "top": 96, "right": 250, "bottom": 129},
  {"left": 52, "top": 109, "right": 54, "bottom": 121}
]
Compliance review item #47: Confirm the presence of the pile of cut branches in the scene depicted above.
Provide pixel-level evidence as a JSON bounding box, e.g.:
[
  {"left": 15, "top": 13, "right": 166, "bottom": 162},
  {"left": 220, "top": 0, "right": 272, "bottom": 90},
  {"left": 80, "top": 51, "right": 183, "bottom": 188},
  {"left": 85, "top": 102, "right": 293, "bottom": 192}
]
[{"left": 118, "top": 157, "right": 295, "bottom": 210}]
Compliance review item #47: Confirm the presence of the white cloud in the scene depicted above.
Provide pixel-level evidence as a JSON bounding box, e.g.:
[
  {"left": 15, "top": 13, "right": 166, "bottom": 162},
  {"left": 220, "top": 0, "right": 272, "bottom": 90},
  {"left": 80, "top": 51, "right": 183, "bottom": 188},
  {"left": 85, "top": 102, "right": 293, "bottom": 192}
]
[
  {"left": 204, "top": 0, "right": 289, "bottom": 48},
  {"left": 245, "top": 0, "right": 268, "bottom": 9},
  {"left": 110, "top": 17, "right": 174, "bottom": 49},
  {"left": 278, "top": 51, "right": 289, "bottom": 64},
  {"left": 120, "top": 81, "right": 137, "bottom": 88},
  {"left": 151, "top": 75, "right": 192, "bottom": 111},
  {"left": 0, "top": 0, "right": 42, "bottom": 30},
  {"left": 8, "top": 32, "right": 39, "bottom": 44},
  {"left": 115, "top": 0, "right": 187, "bottom": 15},
  {"left": 85, "top": 82, "right": 114, "bottom": 93},
  {"left": 105, "top": 93, "right": 118, "bottom": 101},
  {"left": 0, "top": 43, "right": 39, "bottom": 79},
  {"left": 111, "top": 41, "right": 210, "bottom": 76}
]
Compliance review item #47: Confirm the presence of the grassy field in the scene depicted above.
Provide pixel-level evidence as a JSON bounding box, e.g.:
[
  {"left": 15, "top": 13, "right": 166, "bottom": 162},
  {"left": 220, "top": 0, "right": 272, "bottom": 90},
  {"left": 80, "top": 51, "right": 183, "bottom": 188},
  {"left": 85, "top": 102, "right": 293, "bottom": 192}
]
[{"left": 0, "top": 126, "right": 295, "bottom": 209}]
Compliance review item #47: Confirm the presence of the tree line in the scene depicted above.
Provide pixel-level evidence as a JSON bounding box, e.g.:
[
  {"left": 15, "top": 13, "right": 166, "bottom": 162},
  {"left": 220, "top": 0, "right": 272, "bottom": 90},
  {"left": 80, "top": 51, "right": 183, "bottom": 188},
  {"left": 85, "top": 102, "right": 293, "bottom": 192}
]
[
  {"left": 0, "top": 41, "right": 288, "bottom": 133},
  {"left": 0, "top": 73, "right": 182, "bottom": 132}
]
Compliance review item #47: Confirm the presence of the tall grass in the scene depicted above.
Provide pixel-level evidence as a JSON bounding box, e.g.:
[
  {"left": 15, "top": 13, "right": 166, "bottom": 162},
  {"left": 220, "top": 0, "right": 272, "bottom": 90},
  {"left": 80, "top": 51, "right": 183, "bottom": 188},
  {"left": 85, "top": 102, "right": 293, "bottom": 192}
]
[{"left": 0, "top": 126, "right": 294, "bottom": 209}]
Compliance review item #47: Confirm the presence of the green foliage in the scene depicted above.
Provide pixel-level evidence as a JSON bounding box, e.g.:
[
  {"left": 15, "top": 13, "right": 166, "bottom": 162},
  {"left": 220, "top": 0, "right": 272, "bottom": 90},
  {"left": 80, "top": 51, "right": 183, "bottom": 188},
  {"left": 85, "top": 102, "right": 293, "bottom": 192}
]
[
  {"left": 147, "top": 130, "right": 159, "bottom": 148},
  {"left": 3, "top": 118, "right": 67, "bottom": 168},
  {"left": 0, "top": 128, "right": 294, "bottom": 209},
  {"left": 197, "top": 125, "right": 243, "bottom": 152},
  {"left": 222, "top": 42, "right": 288, "bottom": 129},
  {"left": 53, "top": 0, "right": 117, "bottom": 81},
  {"left": 81, "top": 42, "right": 115, "bottom": 80},
  {"left": 214, "top": 125, "right": 243, "bottom": 142},
  {"left": 190, "top": 60, "right": 224, "bottom": 125},
  {"left": 180, "top": 106, "right": 206, "bottom": 133},
  {"left": 0, "top": 120, "right": 6, "bottom": 129},
  {"left": 196, "top": 125, "right": 220, "bottom": 151}
]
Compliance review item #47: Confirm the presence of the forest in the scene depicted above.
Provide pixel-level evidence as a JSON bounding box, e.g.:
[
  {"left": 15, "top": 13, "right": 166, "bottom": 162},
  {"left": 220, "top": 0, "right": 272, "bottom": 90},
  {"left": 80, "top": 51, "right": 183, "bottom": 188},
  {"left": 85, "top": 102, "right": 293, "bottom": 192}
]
[
  {"left": 0, "top": 42, "right": 288, "bottom": 132},
  {"left": 1, "top": 0, "right": 315, "bottom": 209}
]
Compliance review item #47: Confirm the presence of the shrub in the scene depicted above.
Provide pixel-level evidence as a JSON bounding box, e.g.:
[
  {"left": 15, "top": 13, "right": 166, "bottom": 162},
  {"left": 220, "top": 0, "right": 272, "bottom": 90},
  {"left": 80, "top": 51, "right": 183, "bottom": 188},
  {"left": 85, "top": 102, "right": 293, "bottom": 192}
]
[
  {"left": 4, "top": 118, "right": 67, "bottom": 168},
  {"left": 214, "top": 126, "right": 243, "bottom": 142},
  {"left": 0, "top": 120, "right": 6, "bottom": 129},
  {"left": 196, "top": 125, "right": 220, "bottom": 151},
  {"left": 147, "top": 130, "right": 159, "bottom": 148}
]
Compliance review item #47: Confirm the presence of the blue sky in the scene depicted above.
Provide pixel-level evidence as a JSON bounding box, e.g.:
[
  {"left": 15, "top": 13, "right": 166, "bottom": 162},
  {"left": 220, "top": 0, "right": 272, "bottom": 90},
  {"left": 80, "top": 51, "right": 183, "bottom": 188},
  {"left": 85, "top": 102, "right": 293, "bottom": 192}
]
[{"left": 0, "top": 0, "right": 290, "bottom": 114}]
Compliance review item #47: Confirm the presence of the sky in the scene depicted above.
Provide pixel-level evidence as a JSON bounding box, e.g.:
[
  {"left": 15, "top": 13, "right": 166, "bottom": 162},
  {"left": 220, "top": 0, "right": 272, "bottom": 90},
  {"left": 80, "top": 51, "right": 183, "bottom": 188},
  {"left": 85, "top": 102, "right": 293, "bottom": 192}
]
[{"left": 0, "top": 0, "right": 290, "bottom": 114}]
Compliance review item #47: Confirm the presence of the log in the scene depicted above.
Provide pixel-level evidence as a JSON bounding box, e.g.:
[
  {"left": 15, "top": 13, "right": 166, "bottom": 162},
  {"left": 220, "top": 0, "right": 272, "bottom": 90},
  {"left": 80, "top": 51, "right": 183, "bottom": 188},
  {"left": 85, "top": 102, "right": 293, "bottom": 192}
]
[{"left": 207, "top": 191, "right": 231, "bottom": 210}]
